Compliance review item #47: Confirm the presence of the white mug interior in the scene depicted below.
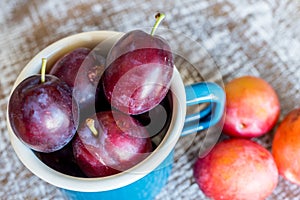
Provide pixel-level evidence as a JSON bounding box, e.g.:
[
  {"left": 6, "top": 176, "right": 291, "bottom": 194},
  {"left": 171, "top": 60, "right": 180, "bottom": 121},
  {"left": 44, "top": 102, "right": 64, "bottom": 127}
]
[{"left": 6, "top": 31, "right": 187, "bottom": 192}]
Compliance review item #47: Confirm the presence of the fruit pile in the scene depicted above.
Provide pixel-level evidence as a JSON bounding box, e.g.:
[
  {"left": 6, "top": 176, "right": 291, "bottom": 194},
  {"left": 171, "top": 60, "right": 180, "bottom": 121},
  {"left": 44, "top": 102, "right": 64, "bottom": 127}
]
[
  {"left": 8, "top": 13, "right": 174, "bottom": 178},
  {"left": 194, "top": 75, "right": 300, "bottom": 200},
  {"left": 9, "top": 10, "right": 299, "bottom": 199}
]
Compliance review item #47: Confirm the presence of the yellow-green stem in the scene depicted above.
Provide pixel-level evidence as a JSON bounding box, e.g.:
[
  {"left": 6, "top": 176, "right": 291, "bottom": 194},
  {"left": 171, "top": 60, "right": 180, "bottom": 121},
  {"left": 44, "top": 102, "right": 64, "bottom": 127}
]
[
  {"left": 41, "top": 58, "right": 47, "bottom": 83},
  {"left": 150, "top": 12, "right": 165, "bottom": 36},
  {"left": 86, "top": 118, "right": 98, "bottom": 137}
]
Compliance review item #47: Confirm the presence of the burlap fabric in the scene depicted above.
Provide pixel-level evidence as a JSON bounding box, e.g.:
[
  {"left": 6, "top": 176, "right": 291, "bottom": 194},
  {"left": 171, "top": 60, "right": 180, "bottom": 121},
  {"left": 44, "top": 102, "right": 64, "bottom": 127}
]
[{"left": 1, "top": 0, "right": 300, "bottom": 199}]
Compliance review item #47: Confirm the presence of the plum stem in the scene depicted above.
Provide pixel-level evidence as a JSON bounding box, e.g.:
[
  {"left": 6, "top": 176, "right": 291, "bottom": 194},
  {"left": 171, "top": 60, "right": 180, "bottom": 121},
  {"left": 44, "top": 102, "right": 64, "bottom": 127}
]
[
  {"left": 150, "top": 12, "right": 165, "bottom": 36},
  {"left": 86, "top": 118, "right": 98, "bottom": 137},
  {"left": 41, "top": 58, "right": 47, "bottom": 83}
]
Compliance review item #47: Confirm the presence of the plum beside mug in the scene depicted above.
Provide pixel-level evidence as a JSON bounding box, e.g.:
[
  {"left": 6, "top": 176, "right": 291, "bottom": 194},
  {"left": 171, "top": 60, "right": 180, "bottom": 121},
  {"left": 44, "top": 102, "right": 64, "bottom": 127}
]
[{"left": 6, "top": 31, "right": 225, "bottom": 200}]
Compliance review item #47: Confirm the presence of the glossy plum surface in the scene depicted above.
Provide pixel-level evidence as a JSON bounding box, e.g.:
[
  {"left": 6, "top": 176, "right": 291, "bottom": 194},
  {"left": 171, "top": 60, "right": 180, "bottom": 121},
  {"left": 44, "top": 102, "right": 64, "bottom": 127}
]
[
  {"left": 72, "top": 135, "right": 120, "bottom": 177},
  {"left": 50, "top": 47, "right": 105, "bottom": 119},
  {"left": 194, "top": 139, "right": 278, "bottom": 200},
  {"left": 8, "top": 75, "right": 79, "bottom": 153},
  {"left": 223, "top": 76, "right": 280, "bottom": 138},
  {"left": 73, "top": 110, "right": 152, "bottom": 177},
  {"left": 102, "top": 30, "right": 174, "bottom": 115},
  {"left": 272, "top": 108, "right": 300, "bottom": 185}
]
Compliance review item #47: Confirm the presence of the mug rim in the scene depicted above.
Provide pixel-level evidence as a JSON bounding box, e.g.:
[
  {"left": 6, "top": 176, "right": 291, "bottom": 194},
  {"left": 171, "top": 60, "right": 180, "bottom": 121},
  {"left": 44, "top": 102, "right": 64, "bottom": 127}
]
[{"left": 6, "top": 31, "right": 187, "bottom": 192}]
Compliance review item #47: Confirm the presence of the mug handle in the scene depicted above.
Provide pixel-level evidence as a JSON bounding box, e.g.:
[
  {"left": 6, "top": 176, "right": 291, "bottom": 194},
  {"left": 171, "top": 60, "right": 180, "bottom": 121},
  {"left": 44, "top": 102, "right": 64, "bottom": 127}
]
[{"left": 181, "top": 82, "right": 225, "bottom": 136}]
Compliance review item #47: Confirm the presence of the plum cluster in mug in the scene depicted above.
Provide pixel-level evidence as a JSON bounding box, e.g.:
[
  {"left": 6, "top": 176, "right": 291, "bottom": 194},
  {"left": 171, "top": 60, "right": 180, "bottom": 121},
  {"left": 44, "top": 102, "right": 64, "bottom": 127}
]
[{"left": 8, "top": 28, "right": 174, "bottom": 178}]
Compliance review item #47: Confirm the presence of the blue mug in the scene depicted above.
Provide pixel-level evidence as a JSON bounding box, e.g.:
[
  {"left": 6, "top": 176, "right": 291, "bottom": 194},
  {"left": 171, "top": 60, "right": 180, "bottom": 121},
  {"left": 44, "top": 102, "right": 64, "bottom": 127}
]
[{"left": 6, "top": 31, "right": 225, "bottom": 200}]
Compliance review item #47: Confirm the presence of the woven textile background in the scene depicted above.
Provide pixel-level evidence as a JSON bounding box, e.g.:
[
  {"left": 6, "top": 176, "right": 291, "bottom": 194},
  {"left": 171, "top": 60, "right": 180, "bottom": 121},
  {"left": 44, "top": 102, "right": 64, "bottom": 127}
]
[{"left": 1, "top": 0, "right": 300, "bottom": 199}]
